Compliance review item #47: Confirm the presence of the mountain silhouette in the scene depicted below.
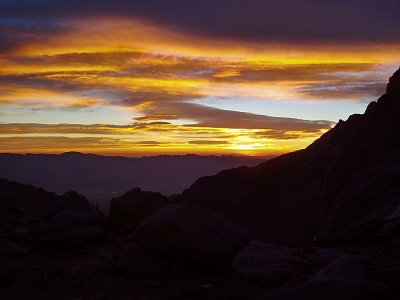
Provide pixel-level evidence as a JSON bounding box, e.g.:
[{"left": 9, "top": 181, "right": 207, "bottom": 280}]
[
  {"left": 0, "top": 153, "right": 264, "bottom": 212},
  {"left": 182, "top": 67, "right": 400, "bottom": 244}
]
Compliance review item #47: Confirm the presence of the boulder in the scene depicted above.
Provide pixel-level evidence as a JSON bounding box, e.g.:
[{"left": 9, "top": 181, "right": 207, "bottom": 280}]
[
  {"left": 233, "top": 242, "right": 315, "bottom": 287},
  {"left": 0, "top": 265, "right": 12, "bottom": 288},
  {"left": 369, "top": 238, "right": 400, "bottom": 296},
  {"left": 69, "top": 226, "right": 103, "bottom": 240},
  {"left": 131, "top": 202, "right": 249, "bottom": 271},
  {"left": 265, "top": 255, "right": 394, "bottom": 300},
  {"left": 0, "top": 240, "right": 28, "bottom": 257},
  {"left": 116, "top": 243, "right": 174, "bottom": 277},
  {"left": 309, "top": 255, "right": 366, "bottom": 283},
  {"left": 108, "top": 187, "right": 170, "bottom": 231},
  {"left": 172, "top": 283, "right": 240, "bottom": 300}
]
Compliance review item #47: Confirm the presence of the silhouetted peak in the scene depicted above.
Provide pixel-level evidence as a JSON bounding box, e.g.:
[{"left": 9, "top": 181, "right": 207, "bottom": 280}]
[
  {"left": 59, "top": 151, "right": 100, "bottom": 158},
  {"left": 60, "top": 190, "right": 94, "bottom": 211},
  {"left": 60, "top": 151, "right": 82, "bottom": 156},
  {"left": 108, "top": 187, "right": 169, "bottom": 231},
  {"left": 357, "top": 67, "right": 400, "bottom": 118},
  {"left": 62, "top": 190, "right": 84, "bottom": 198},
  {"left": 124, "top": 187, "right": 142, "bottom": 196},
  {"left": 386, "top": 67, "right": 400, "bottom": 98}
]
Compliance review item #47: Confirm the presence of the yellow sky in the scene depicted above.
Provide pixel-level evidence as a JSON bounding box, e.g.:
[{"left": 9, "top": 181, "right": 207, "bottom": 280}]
[{"left": 0, "top": 18, "right": 399, "bottom": 156}]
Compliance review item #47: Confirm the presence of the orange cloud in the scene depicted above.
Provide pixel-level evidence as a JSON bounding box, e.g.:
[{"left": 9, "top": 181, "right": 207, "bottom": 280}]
[
  {"left": 0, "top": 122, "right": 327, "bottom": 156},
  {"left": 0, "top": 17, "right": 399, "bottom": 156}
]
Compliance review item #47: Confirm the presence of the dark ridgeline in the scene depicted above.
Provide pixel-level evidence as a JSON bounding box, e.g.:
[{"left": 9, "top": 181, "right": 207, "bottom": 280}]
[
  {"left": 0, "top": 153, "right": 265, "bottom": 212},
  {"left": 181, "top": 68, "right": 400, "bottom": 244},
  {"left": 0, "top": 68, "right": 400, "bottom": 299}
]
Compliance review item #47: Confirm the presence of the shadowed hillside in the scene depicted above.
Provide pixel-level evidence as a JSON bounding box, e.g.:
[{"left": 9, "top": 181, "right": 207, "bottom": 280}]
[{"left": 181, "top": 68, "right": 400, "bottom": 244}]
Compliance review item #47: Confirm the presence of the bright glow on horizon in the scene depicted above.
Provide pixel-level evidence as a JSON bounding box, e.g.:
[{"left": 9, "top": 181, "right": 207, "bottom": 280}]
[{"left": 0, "top": 17, "right": 399, "bottom": 156}]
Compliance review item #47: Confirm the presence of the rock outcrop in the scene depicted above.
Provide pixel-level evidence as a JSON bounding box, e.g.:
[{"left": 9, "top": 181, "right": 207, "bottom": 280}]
[
  {"left": 60, "top": 190, "right": 95, "bottom": 211},
  {"left": 182, "top": 67, "right": 400, "bottom": 244},
  {"left": 131, "top": 202, "right": 249, "bottom": 271},
  {"left": 0, "top": 178, "right": 61, "bottom": 220},
  {"left": 108, "top": 187, "right": 171, "bottom": 232},
  {"left": 265, "top": 255, "right": 394, "bottom": 300}
]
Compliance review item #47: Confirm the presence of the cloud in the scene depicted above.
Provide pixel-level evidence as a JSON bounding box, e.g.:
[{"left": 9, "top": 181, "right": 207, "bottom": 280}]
[
  {"left": 135, "top": 114, "right": 178, "bottom": 122},
  {"left": 2, "top": 1, "right": 400, "bottom": 44},
  {"left": 188, "top": 140, "right": 230, "bottom": 145},
  {"left": 0, "top": 136, "right": 125, "bottom": 152},
  {"left": 135, "top": 140, "right": 164, "bottom": 145},
  {"left": 0, "top": 15, "right": 397, "bottom": 114},
  {"left": 0, "top": 52, "right": 391, "bottom": 108},
  {"left": 0, "top": 122, "right": 328, "bottom": 137},
  {"left": 0, "top": 18, "right": 72, "bottom": 54},
  {"left": 0, "top": 123, "right": 132, "bottom": 135},
  {"left": 297, "top": 81, "right": 386, "bottom": 101},
  {"left": 254, "top": 130, "right": 320, "bottom": 140},
  {"left": 0, "top": 130, "right": 319, "bottom": 156},
  {"left": 135, "top": 101, "right": 333, "bottom": 131},
  {"left": 0, "top": 7, "right": 398, "bottom": 155}
]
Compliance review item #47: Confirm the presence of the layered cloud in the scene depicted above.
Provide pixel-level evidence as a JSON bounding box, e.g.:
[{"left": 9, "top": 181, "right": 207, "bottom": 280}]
[
  {"left": 0, "top": 4, "right": 399, "bottom": 155},
  {"left": 0, "top": 122, "right": 327, "bottom": 156}
]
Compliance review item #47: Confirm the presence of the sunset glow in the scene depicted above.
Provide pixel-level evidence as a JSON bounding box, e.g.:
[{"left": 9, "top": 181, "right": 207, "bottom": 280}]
[{"left": 1, "top": 3, "right": 399, "bottom": 156}]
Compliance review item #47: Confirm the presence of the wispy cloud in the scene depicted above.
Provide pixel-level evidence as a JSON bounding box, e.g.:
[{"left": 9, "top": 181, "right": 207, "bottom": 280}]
[
  {"left": 0, "top": 122, "right": 329, "bottom": 156},
  {"left": 0, "top": 12, "right": 398, "bottom": 155}
]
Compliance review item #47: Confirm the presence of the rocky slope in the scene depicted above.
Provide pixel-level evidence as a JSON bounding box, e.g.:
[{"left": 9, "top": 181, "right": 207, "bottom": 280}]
[{"left": 182, "top": 67, "right": 400, "bottom": 244}]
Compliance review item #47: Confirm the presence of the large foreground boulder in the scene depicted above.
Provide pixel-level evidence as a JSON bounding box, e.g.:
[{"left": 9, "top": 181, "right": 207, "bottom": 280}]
[
  {"left": 0, "top": 240, "right": 28, "bottom": 257},
  {"left": 265, "top": 255, "right": 395, "bottom": 300},
  {"left": 233, "top": 242, "right": 319, "bottom": 287},
  {"left": 116, "top": 243, "right": 174, "bottom": 277},
  {"left": 131, "top": 202, "right": 249, "bottom": 271},
  {"left": 108, "top": 188, "right": 170, "bottom": 231}
]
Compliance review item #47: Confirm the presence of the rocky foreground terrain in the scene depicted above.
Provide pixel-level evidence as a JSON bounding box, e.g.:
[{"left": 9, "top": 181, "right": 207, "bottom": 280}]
[{"left": 1, "top": 68, "right": 400, "bottom": 299}]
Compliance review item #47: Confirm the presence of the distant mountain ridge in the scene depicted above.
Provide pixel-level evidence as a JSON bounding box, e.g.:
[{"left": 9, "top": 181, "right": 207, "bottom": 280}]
[
  {"left": 181, "top": 67, "right": 400, "bottom": 244},
  {"left": 0, "top": 152, "right": 265, "bottom": 212}
]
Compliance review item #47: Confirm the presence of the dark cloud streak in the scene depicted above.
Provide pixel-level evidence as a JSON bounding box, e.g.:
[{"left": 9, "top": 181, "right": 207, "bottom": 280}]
[
  {"left": 1, "top": 0, "right": 400, "bottom": 44},
  {"left": 135, "top": 101, "right": 333, "bottom": 131}
]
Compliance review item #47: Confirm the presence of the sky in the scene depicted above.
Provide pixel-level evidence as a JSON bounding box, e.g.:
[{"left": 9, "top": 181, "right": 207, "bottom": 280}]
[{"left": 0, "top": 0, "right": 399, "bottom": 156}]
